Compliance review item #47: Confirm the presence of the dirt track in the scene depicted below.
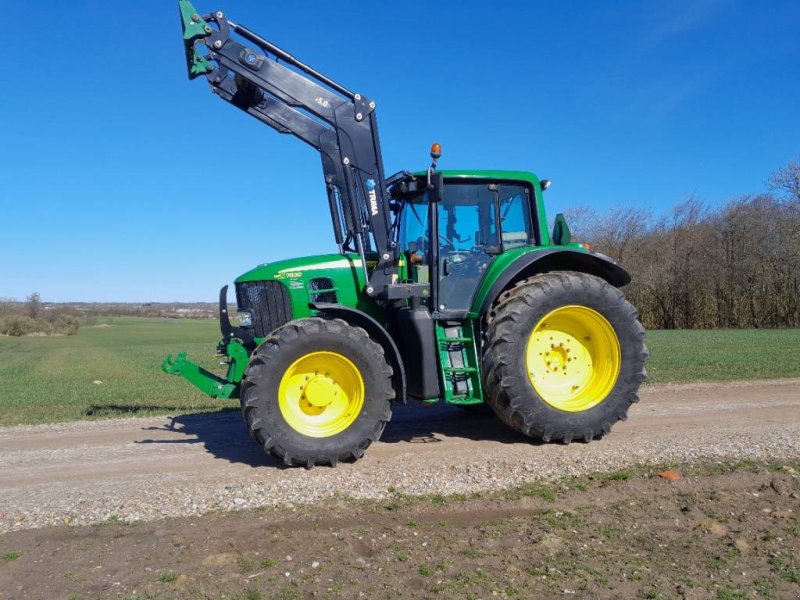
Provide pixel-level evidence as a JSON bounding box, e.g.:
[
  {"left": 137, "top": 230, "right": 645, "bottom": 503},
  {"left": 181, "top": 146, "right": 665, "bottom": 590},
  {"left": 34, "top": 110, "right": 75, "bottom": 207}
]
[{"left": 1, "top": 379, "right": 799, "bottom": 532}]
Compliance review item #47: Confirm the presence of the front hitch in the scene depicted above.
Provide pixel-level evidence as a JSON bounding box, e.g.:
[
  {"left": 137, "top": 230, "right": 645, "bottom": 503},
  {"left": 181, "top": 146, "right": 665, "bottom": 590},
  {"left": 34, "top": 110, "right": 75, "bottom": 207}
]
[{"left": 162, "top": 341, "right": 248, "bottom": 399}]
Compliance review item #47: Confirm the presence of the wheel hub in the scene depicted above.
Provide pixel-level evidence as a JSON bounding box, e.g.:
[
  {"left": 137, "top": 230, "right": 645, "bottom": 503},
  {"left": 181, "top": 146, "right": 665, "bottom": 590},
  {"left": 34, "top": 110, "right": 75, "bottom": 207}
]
[
  {"left": 525, "top": 306, "right": 620, "bottom": 412},
  {"left": 303, "top": 375, "right": 337, "bottom": 408},
  {"left": 545, "top": 343, "right": 569, "bottom": 371}
]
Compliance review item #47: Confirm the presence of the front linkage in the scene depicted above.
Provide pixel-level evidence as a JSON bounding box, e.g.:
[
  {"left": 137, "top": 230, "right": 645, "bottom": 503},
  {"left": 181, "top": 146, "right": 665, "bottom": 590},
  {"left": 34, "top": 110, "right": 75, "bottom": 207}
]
[
  {"left": 162, "top": 286, "right": 249, "bottom": 399},
  {"left": 162, "top": 341, "right": 247, "bottom": 399}
]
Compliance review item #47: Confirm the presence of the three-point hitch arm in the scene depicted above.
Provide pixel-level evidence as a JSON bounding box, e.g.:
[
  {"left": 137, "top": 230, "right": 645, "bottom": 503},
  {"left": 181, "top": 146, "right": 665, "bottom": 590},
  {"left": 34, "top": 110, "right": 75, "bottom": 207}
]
[{"left": 179, "top": 0, "right": 424, "bottom": 301}]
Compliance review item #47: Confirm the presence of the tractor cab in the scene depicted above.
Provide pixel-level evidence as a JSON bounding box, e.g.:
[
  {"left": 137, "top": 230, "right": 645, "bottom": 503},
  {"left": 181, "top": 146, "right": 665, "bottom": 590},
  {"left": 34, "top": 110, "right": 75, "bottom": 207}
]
[{"left": 395, "top": 171, "right": 545, "bottom": 315}]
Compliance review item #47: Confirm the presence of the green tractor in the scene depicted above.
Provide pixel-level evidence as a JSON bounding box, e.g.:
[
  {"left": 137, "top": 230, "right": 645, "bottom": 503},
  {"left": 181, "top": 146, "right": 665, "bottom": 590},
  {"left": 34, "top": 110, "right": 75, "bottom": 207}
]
[{"left": 164, "top": 1, "right": 648, "bottom": 467}]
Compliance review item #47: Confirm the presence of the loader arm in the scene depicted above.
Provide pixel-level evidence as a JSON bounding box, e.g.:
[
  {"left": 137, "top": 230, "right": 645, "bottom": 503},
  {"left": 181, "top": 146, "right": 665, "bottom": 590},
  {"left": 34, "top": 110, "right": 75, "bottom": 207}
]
[{"left": 179, "top": 1, "right": 418, "bottom": 301}]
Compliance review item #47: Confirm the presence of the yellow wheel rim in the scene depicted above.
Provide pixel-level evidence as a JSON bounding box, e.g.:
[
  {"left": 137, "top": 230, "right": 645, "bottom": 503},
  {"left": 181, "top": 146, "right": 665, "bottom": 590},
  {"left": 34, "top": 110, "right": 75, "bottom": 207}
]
[
  {"left": 525, "top": 306, "right": 621, "bottom": 412},
  {"left": 278, "top": 351, "right": 365, "bottom": 438}
]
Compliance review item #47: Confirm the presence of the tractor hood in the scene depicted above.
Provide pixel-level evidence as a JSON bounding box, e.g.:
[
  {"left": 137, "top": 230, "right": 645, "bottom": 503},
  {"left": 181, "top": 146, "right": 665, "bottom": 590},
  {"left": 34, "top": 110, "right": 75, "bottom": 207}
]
[
  {"left": 234, "top": 253, "right": 383, "bottom": 325},
  {"left": 235, "top": 253, "right": 368, "bottom": 284}
]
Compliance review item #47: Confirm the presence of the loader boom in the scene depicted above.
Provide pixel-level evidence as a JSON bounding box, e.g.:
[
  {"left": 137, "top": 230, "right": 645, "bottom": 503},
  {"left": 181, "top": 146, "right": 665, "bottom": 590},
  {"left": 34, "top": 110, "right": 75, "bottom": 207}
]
[{"left": 179, "top": 0, "right": 414, "bottom": 300}]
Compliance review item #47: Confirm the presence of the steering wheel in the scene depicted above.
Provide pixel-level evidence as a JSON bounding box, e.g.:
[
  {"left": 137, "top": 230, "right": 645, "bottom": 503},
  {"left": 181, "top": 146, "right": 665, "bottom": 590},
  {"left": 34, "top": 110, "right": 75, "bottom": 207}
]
[{"left": 439, "top": 233, "right": 473, "bottom": 246}]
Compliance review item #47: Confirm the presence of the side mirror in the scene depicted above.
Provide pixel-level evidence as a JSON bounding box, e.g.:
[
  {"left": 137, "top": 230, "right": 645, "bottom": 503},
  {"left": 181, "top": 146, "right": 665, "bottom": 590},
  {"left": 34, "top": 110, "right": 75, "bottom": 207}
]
[{"left": 429, "top": 171, "right": 444, "bottom": 203}]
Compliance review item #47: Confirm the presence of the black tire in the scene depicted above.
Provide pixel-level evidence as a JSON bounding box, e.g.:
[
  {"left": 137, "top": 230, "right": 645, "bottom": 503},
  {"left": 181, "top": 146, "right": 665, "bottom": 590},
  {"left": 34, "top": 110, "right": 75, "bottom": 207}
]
[
  {"left": 482, "top": 272, "right": 648, "bottom": 443},
  {"left": 240, "top": 317, "right": 394, "bottom": 467}
]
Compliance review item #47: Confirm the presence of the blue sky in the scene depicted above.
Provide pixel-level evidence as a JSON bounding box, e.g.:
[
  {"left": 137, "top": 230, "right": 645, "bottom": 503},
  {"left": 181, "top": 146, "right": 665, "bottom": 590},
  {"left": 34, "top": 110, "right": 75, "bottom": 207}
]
[{"left": 1, "top": 0, "right": 798, "bottom": 302}]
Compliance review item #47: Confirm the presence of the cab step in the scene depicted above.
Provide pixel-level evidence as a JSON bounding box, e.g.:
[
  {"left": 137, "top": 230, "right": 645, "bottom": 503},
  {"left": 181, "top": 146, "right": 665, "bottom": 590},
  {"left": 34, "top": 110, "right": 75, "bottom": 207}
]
[{"left": 435, "top": 321, "right": 484, "bottom": 405}]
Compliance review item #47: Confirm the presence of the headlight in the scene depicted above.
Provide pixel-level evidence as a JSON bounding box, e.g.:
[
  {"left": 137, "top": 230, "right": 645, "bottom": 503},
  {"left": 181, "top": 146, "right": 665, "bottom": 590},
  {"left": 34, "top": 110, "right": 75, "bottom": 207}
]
[{"left": 237, "top": 311, "right": 253, "bottom": 327}]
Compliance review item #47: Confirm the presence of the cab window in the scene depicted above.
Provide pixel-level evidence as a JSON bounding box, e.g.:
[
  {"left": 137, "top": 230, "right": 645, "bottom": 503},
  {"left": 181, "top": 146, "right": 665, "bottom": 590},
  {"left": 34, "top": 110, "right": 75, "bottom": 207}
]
[{"left": 498, "top": 185, "right": 534, "bottom": 248}]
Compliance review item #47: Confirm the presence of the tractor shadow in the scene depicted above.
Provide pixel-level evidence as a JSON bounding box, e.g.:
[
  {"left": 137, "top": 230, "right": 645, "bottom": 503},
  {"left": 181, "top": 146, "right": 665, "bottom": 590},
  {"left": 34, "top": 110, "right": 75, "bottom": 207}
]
[
  {"left": 134, "top": 401, "right": 533, "bottom": 469},
  {"left": 135, "top": 409, "right": 282, "bottom": 468},
  {"left": 381, "top": 401, "right": 533, "bottom": 445}
]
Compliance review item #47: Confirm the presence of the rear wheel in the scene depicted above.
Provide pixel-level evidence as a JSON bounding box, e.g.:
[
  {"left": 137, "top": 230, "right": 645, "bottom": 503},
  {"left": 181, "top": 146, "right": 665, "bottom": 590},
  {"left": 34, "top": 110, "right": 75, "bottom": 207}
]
[
  {"left": 482, "top": 272, "right": 647, "bottom": 443},
  {"left": 240, "top": 317, "right": 394, "bottom": 467}
]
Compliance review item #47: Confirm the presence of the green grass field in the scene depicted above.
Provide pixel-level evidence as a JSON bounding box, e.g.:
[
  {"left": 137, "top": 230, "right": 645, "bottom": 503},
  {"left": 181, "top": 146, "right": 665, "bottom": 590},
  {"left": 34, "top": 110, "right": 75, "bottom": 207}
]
[
  {"left": 0, "top": 319, "right": 798, "bottom": 426},
  {"left": 0, "top": 318, "right": 224, "bottom": 426}
]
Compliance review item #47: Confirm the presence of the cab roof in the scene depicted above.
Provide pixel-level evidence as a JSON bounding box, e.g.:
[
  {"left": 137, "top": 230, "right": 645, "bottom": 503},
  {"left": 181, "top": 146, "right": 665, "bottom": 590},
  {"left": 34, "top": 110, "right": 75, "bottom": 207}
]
[{"left": 411, "top": 170, "right": 542, "bottom": 187}]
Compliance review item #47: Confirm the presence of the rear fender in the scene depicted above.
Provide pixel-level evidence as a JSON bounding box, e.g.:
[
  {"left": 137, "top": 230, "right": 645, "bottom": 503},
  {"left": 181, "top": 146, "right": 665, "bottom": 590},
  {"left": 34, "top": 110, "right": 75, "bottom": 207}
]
[{"left": 476, "top": 249, "right": 631, "bottom": 316}]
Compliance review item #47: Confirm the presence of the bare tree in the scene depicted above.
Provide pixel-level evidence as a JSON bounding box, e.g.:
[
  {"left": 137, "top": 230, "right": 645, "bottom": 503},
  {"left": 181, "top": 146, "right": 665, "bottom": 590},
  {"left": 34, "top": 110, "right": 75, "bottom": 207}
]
[
  {"left": 768, "top": 157, "right": 800, "bottom": 204},
  {"left": 558, "top": 205, "right": 598, "bottom": 242},
  {"left": 25, "top": 292, "right": 42, "bottom": 320},
  {"left": 591, "top": 207, "right": 650, "bottom": 264}
]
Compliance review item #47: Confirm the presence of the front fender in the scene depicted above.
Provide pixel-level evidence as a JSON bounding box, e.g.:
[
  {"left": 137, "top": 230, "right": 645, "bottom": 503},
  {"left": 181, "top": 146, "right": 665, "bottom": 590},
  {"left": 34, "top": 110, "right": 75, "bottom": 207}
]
[{"left": 311, "top": 303, "right": 407, "bottom": 404}]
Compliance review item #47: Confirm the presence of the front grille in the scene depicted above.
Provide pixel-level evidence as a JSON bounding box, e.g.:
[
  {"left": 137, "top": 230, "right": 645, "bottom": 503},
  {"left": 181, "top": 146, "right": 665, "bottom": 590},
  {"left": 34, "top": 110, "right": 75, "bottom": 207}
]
[
  {"left": 235, "top": 281, "right": 292, "bottom": 338},
  {"left": 309, "top": 277, "right": 338, "bottom": 304}
]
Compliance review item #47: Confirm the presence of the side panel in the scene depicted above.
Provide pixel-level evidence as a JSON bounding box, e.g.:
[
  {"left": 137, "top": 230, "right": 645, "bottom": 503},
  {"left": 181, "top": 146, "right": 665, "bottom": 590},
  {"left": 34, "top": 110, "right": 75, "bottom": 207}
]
[{"left": 396, "top": 307, "right": 440, "bottom": 400}]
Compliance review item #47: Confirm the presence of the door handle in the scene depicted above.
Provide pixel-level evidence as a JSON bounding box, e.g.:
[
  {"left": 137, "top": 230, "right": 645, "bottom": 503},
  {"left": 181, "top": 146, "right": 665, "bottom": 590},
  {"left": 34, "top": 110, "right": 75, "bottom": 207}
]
[{"left": 443, "top": 258, "right": 450, "bottom": 276}]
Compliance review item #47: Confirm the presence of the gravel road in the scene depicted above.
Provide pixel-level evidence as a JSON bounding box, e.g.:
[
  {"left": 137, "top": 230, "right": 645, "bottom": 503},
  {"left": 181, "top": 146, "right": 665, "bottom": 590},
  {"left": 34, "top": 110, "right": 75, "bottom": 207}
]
[{"left": 1, "top": 379, "right": 799, "bottom": 533}]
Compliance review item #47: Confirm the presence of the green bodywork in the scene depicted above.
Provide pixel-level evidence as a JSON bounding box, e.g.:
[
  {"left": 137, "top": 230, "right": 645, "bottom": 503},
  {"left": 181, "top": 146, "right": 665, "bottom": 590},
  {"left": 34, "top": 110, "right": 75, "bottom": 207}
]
[
  {"left": 160, "top": 253, "right": 384, "bottom": 389},
  {"left": 163, "top": 171, "right": 601, "bottom": 404},
  {"left": 237, "top": 253, "right": 381, "bottom": 338},
  {"left": 468, "top": 242, "right": 588, "bottom": 318}
]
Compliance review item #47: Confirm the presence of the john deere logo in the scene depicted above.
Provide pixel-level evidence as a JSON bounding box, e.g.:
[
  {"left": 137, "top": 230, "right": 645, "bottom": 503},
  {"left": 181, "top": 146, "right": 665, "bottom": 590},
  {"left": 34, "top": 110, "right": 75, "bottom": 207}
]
[{"left": 366, "top": 179, "right": 378, "bottom": 216}]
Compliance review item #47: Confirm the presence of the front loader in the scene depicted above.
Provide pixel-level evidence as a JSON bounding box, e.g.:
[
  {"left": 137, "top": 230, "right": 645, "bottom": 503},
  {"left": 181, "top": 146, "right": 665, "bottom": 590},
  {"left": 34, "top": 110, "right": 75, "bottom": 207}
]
[{"left": 164, "top": 1, "right": 648, "bottom": 467}]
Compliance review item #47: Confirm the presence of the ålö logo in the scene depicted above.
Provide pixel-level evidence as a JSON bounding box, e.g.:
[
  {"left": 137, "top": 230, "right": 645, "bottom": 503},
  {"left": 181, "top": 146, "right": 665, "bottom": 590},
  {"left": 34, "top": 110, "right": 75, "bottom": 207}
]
[{"left": 366, "top": 179, "right": 379, "bottom": 216}]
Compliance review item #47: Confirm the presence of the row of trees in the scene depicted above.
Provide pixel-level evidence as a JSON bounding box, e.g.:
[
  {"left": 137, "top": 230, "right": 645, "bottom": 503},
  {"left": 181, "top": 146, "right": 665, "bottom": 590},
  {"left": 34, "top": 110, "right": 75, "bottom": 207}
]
[{"left": 567, "top": 159, "right": 800, "bottom": 329}]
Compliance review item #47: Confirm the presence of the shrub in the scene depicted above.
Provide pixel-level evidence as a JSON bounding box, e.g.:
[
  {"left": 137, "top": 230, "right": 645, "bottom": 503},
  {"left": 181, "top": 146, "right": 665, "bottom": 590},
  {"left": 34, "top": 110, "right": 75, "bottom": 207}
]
[
  {"left": 1, "top": 316, "right": 37, "bottom": 336},
  {"left": 0, "top": 314, "right": 80, "bottom": 336},
  {"left": 53, "top": 315, "right": 80, "bottom": 335}
]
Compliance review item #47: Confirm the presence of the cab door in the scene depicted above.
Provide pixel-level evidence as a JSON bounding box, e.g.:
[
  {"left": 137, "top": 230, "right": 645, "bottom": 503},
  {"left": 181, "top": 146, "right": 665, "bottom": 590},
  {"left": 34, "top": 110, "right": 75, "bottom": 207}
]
[{"left": 435, "top": 181, "right": 535, "bottom": 313}]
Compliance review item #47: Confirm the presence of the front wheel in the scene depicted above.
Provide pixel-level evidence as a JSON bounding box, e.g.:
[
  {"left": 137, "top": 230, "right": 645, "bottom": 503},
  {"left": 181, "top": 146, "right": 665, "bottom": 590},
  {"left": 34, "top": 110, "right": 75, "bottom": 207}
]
[
  {"left": 240, "top": 317, "right": 394, "bottom": 467},
  {"left": 482, "top": 272, "right": 647, "bottom": 443}
]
